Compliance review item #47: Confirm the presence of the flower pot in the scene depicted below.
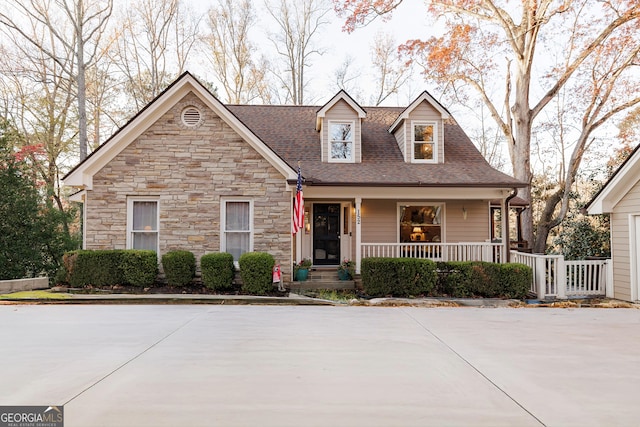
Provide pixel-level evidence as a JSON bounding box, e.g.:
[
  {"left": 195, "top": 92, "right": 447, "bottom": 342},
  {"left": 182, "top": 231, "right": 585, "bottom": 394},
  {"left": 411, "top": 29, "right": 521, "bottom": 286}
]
[
  {"left": 295, "top": 268, "right": 309, "bottom": 281},
  {"left": 338, "top": 269, "right": 351, "bottom": 281}
]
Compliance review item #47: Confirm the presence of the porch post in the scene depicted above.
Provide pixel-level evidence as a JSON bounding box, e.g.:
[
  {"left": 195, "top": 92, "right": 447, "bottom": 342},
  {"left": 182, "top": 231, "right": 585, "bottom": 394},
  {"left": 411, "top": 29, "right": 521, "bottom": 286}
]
[
  {"left": 535, "top": 256, "right": 547, "bottom": 300},
  {"left": 501, "top": 198, "right": 509, "bottom": 263},
  {"left": 556, "top": 255, "right": 567, "bottom": 299},
  {"left": 355, "top": 197, "right": 362, "bottom": 274},
  {"left": 605, "top": 259, "right": 614, "bottom": 298}
]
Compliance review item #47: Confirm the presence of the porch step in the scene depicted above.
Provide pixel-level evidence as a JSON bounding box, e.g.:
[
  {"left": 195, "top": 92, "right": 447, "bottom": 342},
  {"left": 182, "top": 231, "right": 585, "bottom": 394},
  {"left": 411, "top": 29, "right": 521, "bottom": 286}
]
[
  {"left": 290, "top": 267, "right": 356, "bottom": 290},
  {"left": 308, "top": 268, "right": 341, "bottom": 281}
]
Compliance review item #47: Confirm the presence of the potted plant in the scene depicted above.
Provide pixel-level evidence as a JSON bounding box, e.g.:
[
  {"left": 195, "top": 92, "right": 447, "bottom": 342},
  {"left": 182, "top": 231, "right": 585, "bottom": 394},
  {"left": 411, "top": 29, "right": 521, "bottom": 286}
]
[
  {"left": 337, "top": 259, "right": 355, "bottom": 280},
  {"left": 294, "top": 258, "right": 312, "bottom": 281}
]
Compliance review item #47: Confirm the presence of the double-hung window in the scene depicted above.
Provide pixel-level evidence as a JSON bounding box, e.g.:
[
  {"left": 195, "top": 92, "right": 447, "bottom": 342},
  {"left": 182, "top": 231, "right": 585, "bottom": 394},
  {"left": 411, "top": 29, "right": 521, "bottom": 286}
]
[
  {"left": 127, "top": 198, "right": 159, "bottom": 252},
  {"left": 329, "top": 121, "right": 354, "bottom": 162},
  {"left": 221, "top": 199, "right": 253, "bottom": 263},
  {"left": 412, "top": 122, "right": 437, "bottom": 163}
]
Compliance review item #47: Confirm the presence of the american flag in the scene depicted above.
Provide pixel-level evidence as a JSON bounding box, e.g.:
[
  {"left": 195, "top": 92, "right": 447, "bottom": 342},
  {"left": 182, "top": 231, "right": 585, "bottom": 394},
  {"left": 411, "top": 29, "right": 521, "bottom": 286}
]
[{"left": 292, "top": 166, "right": 304, "bottom": 234}]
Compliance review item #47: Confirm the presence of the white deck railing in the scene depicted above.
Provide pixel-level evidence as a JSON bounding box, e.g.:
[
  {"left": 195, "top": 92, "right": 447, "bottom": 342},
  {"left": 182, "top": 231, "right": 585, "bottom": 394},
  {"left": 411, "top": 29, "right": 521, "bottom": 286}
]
[
  {"left": 361, "top": 242, "right": 504, "bottom": 263},
  {"left": 359, "top": 244, "right": 610, "bottom": 299},
  {"left": 510, "top": 251, "right": 611, "bottom": 299}
]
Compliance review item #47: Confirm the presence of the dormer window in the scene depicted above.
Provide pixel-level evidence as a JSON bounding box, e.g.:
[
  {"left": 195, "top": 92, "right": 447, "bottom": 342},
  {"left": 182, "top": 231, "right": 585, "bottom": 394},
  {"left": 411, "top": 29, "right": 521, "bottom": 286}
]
[
  {"left": 412, "top": 121, "right": 437, "bottom": 163},
  {"left": 329, "top": 120, "right": 354, "bottom": 162}
]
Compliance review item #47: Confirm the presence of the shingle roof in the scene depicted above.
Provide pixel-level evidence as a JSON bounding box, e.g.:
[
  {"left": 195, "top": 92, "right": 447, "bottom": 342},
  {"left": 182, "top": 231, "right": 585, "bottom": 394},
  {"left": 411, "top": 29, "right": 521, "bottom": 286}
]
[{"left": 227, "top": 104, "right": 526, "bottom": 188}]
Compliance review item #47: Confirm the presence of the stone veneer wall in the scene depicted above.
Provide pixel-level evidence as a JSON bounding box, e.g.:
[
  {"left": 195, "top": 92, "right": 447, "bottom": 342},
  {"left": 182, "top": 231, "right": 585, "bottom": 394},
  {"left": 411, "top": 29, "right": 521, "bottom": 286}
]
[{"left": 85, "top": 93, "right": 292, "bottom": 281}]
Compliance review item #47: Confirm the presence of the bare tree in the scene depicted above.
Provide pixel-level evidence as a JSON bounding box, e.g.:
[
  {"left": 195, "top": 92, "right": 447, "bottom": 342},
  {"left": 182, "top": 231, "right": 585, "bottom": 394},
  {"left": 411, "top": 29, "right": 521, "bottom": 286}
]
[
  {"left": 370, "top": 31, "right": 411, "bottom": 106},
  {"left": 204, "top": 0, "right": 270, "bottom": 104},
  {"left": 0, "top": 0, "right": 113, "bottom": 161},
  {"left": 332, "top": 55, "right": 362, "bottom": 100},
  {"left": 265, "top": 0, "right": 331, "bottom": 105},
  {"left": 0, "top": 33, "right": 76, "bottom": 223},
  {"left": 336, "top": 0, "right": 640, "bottom": 252},
  {"left": 108, "top": 0, "right": 199, "bottom": 111},
  {"left": 173, "top": 1, "right": 200, "bottom": 75}
]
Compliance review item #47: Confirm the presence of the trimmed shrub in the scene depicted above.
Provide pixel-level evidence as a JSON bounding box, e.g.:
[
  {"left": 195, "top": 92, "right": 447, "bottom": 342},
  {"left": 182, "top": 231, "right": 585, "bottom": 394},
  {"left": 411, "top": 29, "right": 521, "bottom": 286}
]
[
  {"left": 238, "top": 252, "right": 274, "bottom": 295},
  {"left": 499, "top": 263, "right": 531, "bottom": 299},
  {"left": 121, "top": 250, "right": 158, "bottom": 287},
  {"left": 395, "top": 258, "right": 437, "bottom": 297},
  {"left": 64, "top": 250, "right": 125, "bottom": 287},
  {"left": 62, "top": 249, "right": 158, "bottom": 287},
  {"left": 436, "top": 261, "right": 532, "bottom": 298},
  {"left": 361, "top": 257, "right": 437, "bottom": 297},
  {"left": 436, "top": 261, "right": 469, "bottom": 297},
  {"left": 469, "top": 262, "right": 501, "bottom": 297},
  {"left": 161, "top": 250, "right": 196, "bottom": 286},
  {"left": 201, "top": 252, "right": 235, "bottom": 290},
  {"left": 361, "top": 258, "right": 395, "bottom": 297}
]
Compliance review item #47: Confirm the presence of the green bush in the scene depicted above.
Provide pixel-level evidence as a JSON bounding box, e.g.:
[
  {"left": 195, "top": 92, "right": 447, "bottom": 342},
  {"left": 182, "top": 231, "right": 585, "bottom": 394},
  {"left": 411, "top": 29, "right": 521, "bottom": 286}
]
[
  {"left": 64, "top": 250, "right": 125, "bottom": 287},
  {"left": 161, "top": 250, "right": 195, "bottom": 286},
  {"left": 469, "top": 262, "right": 501, "bottom": 297},
  {"left": 436, "top": 261, "right": 532, "bottom": 298},
  {"left": 395, "top": 258, "right": 437, "bottom": 297},
  {"left": 436, "top": 261, "right": 471, "bottom": 297},
  {"left": 121, "top": 250, "right": 158, "bottom": 287},
  {"left": 361, "top": 258, "right": 395, "bottom": 297},
  {"left": 499, "top": 263, "right": 531, "bottom": 299},
  {"left": 201, "top": 252, "right": 235, "bottom": 290},
  {"left": 361, "top": 257, "right": 436, "bottom": 297},
  {"left": 238, "top": 252, "right": 275, "bottom": 295},
  {"left": 61, "top": 249, "right": 159, "bottom": 287}
]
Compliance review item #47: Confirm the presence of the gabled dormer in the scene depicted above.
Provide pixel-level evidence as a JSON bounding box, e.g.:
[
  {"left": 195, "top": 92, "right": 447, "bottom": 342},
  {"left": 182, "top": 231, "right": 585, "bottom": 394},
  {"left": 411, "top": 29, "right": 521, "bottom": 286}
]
[
  {"left": 389, "top": 91, "right": 451, "bottom": 164},
  {"left": 316, "top": 90, "right": 366, "bottom": 163}
]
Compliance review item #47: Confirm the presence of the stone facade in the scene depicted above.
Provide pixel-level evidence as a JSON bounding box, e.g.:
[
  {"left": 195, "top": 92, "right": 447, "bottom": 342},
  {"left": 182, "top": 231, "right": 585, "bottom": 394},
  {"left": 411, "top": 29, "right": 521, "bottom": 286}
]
[{"left": 86, "top": 93, "right": 292, "bottom": 281}]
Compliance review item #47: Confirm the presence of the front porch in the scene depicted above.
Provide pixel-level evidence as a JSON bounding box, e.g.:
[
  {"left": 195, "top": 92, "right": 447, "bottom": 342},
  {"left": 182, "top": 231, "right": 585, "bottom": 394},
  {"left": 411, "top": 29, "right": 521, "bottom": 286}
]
[{"left": 292, "top": 243, "right": 611, "bottom": 301}]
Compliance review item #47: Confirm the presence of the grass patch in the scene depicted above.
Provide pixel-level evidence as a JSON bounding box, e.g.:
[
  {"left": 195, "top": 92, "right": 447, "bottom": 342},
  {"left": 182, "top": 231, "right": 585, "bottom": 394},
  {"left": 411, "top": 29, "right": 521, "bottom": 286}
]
[
  {"left": 0, "top": 290, "right": 71, "bottom": 300},
  {"left": 302, "top": 289, "right": 358, "bottom": 303}
]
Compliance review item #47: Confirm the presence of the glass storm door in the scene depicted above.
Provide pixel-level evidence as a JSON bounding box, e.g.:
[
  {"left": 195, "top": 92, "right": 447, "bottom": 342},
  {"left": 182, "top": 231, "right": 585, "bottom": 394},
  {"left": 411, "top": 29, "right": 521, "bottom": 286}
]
[{"left": 313, "top": 204, "right": 341, "bottom": 265}]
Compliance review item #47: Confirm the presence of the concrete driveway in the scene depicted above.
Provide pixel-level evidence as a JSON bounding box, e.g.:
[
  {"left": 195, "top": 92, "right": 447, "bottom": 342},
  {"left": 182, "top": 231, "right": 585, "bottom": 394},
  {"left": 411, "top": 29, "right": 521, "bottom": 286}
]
[{"left": 1, "top": 305, "right": 639, "bottom": 427}]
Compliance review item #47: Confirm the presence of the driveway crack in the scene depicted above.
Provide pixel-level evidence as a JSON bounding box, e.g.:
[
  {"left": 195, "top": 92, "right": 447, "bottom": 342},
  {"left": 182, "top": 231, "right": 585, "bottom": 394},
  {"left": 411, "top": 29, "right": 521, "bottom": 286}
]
[
  {"left": 63, "top": 309, "right": 204, "bottom": 406},
  {"left": 400, "top": 308, "right": 546, "bottom": 427}
]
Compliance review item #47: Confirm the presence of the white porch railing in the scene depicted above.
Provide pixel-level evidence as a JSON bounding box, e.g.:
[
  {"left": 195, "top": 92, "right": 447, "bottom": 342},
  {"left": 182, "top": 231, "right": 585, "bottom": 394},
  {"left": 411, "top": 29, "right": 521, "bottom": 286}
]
[
  {"left": 359, "top": 244, "right": 610, "bottom": 300},
  {"left": 510, "top": 251, "right": 611, "bottom": 299},
  {"left": 361, "top": 242, "right": 504, "bottom": 263}
]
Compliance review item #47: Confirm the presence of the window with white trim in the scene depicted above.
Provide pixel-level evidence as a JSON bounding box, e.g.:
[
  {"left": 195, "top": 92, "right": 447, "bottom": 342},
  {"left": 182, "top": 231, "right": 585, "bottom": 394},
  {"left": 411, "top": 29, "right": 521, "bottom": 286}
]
[
  {"left": 221, "top": 199, "right": 253, "bottom": 262},
  {"left": 399, "top": 204, "right": 443, "bottom": 243},
  {"left": 412, "top": 122, "right": 437, "bottom": 163},
  {"left": 127, "top": 198, "right": 159, "bottom": 252},
  {"left": 329, "top": 121, "right": 354, "bottom": 162}
]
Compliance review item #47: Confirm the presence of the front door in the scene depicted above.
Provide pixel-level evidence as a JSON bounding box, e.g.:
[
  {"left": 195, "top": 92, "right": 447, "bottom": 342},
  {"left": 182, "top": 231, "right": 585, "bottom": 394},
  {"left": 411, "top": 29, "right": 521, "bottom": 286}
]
[{"left": 313, "top": 204, "right": 341, "bottom": 265}]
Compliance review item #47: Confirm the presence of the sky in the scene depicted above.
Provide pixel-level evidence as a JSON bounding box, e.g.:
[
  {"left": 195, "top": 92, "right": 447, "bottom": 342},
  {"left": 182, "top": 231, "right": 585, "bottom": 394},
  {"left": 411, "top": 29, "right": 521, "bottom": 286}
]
[{"left": 192, "top": 0, "right": 435, "bottom": 107}]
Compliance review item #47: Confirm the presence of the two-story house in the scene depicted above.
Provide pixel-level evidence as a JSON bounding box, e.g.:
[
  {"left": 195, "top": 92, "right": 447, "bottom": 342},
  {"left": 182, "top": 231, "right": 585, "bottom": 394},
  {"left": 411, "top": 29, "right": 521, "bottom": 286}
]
[{"left": 63, "top": 72, "right": 526, "bottom": 282}]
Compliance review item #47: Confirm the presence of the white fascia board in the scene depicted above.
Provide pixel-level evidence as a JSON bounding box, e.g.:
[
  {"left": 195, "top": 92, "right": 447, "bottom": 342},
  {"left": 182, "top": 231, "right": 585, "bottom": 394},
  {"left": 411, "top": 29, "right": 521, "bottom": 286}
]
[
  {"left": 316, "top": 90, "right": 366, "bottom": 131},
  {"left": 68, "top": 189, "right": 86, "bottom": 202},
  {"left": 389, "top": 92, "right": 451, "bottom": 134},
  {"left": 587, "top": 151, "right": 640, "bottom": 215}
]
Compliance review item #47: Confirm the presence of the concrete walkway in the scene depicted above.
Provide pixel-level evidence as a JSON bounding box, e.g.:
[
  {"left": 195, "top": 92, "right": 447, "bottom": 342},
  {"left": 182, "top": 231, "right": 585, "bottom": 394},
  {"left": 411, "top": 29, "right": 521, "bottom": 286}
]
[{"left": 1, "top": 305, "right": 639, "bottom": 426}]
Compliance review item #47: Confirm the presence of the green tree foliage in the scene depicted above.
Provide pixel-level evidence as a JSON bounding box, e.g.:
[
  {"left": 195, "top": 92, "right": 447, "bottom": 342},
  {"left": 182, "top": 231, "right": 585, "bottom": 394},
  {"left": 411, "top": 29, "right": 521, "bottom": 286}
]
[
  {"left": 551, "top": 179, "right": 611, "bottom": 260},
  {"left": 552, "top": 214, "right": 610, "bottom": 261},
  {"left": 0, "top": 122, "right": 78, "bottom": 280}
]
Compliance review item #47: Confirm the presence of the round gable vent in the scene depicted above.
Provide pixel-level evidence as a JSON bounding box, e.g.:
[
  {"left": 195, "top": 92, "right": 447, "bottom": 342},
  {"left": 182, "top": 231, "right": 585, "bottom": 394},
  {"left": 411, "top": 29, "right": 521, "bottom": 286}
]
[{"left": 181, "top": 107, "right": 202, "bottom": 127}]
